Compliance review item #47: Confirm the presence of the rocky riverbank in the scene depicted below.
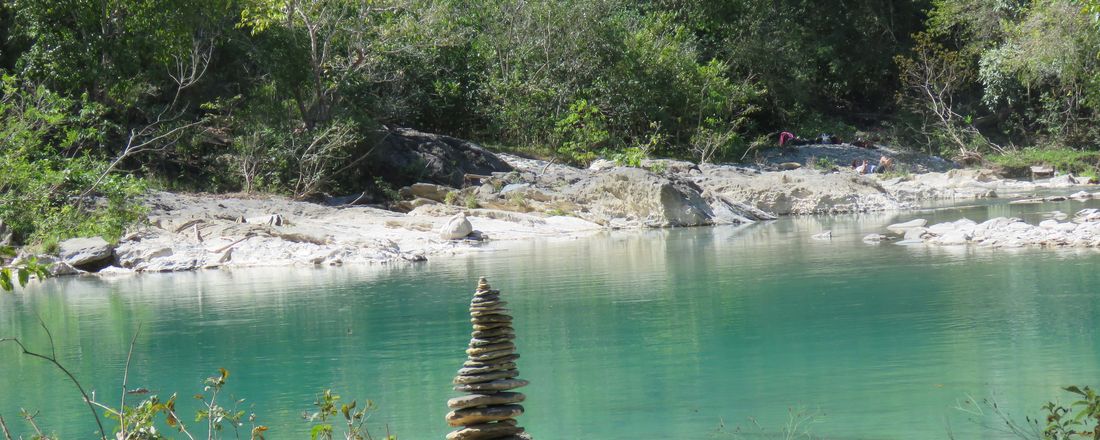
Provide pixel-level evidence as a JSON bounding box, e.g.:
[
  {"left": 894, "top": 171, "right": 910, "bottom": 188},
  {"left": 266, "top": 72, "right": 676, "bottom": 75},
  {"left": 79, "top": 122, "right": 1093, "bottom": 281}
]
[
  {"left": 26, "top": 136, "right": 1100, "bottom": 276},
  {"left": 875, "top": 205, "right": 1100, "bottom": 248}
]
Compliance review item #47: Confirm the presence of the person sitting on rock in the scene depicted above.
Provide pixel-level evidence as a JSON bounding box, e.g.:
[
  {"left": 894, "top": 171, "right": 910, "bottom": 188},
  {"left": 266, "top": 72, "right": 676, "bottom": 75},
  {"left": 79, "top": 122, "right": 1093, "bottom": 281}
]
[
  {"left": 779, "top": 131, "right": 796, "bottom": 147},
  {"left": 877, "top": 156, "right": 894, "bottom": 173},
  {"left": 854, "top": 160, "right": 868, "bottom": 174}
]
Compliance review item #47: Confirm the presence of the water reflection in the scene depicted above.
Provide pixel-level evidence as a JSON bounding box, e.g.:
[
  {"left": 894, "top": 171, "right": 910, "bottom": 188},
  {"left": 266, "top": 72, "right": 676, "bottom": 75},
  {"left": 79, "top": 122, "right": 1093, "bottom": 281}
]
[{"left": 2, "top": 200, "right": 1100, "bottom": 439}]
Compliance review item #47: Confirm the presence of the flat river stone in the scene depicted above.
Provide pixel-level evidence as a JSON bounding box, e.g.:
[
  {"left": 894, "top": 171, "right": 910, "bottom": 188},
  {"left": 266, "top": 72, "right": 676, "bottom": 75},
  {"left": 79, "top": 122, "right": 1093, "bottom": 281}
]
[
  {"left": 467, "top": 348, "right": 516, "bottom": 362},
  {"left": 445, "top": 404, "right": 524, "bottom": 426},
  {"left": 453, "top": 369, "right": 519, "bottom": 384},
  {"left": 454, "top": 378, "right": 530, "bottom": 392},
  {"left": 471, "top": 294, "right": 500, "bottom": 303},
  {"left": 447, "top": 392, "right": 526, "bottom": 409},
  {"left": 463, "top": 353, "right": 520, "bottom": 368},
  {"left": 458, "top": 362, "right": 516, "bottom": 375},
  {"left": 471, "top": 328, "right": 514, "bottom": 338},
  {"left": 472, "top": 322, "right": 512, "bottom": 331},
  {"left": 470, "top": 308, "right": 511, "bottom": 317},
  {"left": 466, "top": 342, "right": 515, "bottom": 355},
  {"left": 470, "top": 314, "right": 513, "bottom": 323},
  {"left": 469, "top": 335, "right": 515, "bottom": 346},
  {"left": 470, "top": 301, "right": 507, "bottom": 309},
  {"left": 445, "top": 421, "right": 520, "bottom": 440}
]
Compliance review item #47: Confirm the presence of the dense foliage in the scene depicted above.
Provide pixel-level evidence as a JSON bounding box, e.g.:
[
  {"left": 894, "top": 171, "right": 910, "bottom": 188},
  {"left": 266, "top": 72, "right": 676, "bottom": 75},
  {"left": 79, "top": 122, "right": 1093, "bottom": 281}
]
[{"left": 2, "top": 0, "right": 1099, "bottom": 242}]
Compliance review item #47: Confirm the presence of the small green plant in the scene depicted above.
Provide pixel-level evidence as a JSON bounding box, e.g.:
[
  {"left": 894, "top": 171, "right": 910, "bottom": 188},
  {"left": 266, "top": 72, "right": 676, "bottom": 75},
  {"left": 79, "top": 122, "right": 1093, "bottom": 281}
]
[
  {"left": 813, "top": 157, "right": 837, "bottom": 170},
  {"left": 444, "top": 191, "right": 458, "bottom": 206},
  {"left": 1042, "top": 386, "right": 1100, "bottom": 439},
  {"left": 0, "top": 246, "right": 49, "bottom": 292},
  {"left": 464, "top": 193, "right": 478, "bottom": 209},
  {"left": 610, "top": 147, "right": 647, "bottom": 167},
  {"left": 373, "top": 177, "right": 402, "bottom": 202},
  {"left": 508, "top": 191, "right": 528, "bottom": 210},
  {"left": 645, "top": 161, "right": 669, "bottom": 174},
  {"left": 305, "top": 389, "right": 393, "bottom": 440}
]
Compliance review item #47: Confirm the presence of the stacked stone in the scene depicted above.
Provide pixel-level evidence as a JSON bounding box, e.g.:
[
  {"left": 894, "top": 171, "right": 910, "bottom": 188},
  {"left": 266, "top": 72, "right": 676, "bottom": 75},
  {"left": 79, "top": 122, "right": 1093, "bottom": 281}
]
[{"left": 445, "top": 278, "right": 532, "bottom": 440}]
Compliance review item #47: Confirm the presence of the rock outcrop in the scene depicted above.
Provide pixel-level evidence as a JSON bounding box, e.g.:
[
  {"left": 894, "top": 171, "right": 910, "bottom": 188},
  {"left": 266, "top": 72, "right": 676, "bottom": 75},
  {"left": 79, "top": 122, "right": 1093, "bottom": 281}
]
[
  {"left": 371, "top": 128, "right": 513, "bottom": 188},
  {"left": 566, "top": 168, "right": 714, "bottom": 227},
  {"left": 446, "top": 278, "right": 532, "bottom": 440},
  {"left": 692, "top": 165, "right": 907, "bottom": 215}
]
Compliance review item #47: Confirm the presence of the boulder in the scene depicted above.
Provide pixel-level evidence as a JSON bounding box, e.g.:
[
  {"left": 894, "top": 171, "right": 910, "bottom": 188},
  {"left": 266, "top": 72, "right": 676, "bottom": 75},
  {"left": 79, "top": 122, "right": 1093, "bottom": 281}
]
[
  {"left": 566, "top": 167, "right": 714, "bottom": 227},
  {"left": 931, "top": 230, "right": 970, "bottom": 245},
  {"left": 903, "top": 227, "right": 928, "bottom": 240},
  {"left": 886, "top": 219, "right": 927, "bottom": 234},
  {"left": 1048, "top": 174, "right": 1079, "bottom": 187},
  {"left": 1031, "top": 165, "right": 1055, "bottom": 178},
  {"left": 370, "top": 128, "right": 513, "bottom": 188},
  {"left": 440, "top": 213, "right": 473, "bottom": 240},
  {"left": 58, "top": 237, "right": 114, "bottom": 271},
  {"left": 401, "top": 183, "right": 457, "bottom": 203}
]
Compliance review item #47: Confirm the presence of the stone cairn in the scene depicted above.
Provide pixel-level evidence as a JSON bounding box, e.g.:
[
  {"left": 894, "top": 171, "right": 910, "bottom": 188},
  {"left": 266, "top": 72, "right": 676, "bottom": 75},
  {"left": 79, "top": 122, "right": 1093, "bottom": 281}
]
[{"left": 445, "top": 278, "right": 532, "bottom": 440}]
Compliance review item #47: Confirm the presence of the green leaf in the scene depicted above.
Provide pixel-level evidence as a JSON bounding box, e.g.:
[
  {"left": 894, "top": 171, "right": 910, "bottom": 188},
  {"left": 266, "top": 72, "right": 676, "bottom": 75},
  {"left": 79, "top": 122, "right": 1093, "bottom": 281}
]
[
  {"left": 17, "top": 268, "right": 29, "bottom": 287},
  {"left": 0, "top": 269, "right": 12, "bottom": 291},
  {"left": 1067, "top": 386, "right": 1086, "bottom": 396},
  {"left": 310, "top": 424, "right": 331, "bottom": 440}
]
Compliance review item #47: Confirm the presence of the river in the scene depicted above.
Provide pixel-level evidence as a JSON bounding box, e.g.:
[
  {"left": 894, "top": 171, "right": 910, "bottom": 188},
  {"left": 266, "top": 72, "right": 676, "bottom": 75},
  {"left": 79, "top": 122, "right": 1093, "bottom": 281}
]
[{"left": 3, "top": 199, "right": 1100, "bottom": 439}]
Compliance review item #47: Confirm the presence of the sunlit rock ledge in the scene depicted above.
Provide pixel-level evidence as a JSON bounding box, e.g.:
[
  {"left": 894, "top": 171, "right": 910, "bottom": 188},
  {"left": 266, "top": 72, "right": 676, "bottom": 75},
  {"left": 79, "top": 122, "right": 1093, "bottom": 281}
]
[{"left": 886, "top": 209, "right": 1100, "bottom": 248}]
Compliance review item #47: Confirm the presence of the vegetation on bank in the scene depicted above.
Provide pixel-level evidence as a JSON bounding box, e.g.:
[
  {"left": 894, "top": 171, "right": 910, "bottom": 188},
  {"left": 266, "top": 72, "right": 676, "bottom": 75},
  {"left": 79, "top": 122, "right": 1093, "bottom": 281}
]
[{"left": 2, "top": 0, "right": 1100, "bottom": 243}]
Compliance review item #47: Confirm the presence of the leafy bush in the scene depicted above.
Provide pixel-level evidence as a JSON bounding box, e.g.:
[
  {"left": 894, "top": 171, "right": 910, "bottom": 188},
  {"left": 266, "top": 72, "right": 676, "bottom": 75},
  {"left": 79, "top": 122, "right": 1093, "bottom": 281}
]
[
  {"left": 1043, "top": 386, "right": 1100, "bottom": 439},
  {"left": 0, "top": 75, "right": 146, "bottom": 246},
  {"left": 555, "top": 99, "right": 609, "bottom": 165}
]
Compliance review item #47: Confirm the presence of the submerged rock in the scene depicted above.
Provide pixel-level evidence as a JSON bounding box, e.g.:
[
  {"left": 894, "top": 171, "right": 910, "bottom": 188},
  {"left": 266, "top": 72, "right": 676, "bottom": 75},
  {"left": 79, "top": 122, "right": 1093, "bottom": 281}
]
[{"left": 811, "top": 231, "right": 832, "bottom": 240}]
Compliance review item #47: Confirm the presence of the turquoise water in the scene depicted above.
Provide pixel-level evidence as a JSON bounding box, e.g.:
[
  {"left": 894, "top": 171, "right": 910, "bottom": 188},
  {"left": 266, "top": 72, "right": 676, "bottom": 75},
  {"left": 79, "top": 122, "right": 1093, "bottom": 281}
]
[{"left": 3, "top": 200, "right": 1100, "bottom": 439}]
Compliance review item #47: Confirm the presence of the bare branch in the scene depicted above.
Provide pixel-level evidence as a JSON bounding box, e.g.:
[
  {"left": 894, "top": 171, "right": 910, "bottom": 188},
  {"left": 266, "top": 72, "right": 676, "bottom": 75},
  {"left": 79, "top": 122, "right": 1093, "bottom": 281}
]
[
  {"left": 0, "top": 334, "right": 108, "bottom": 440},
  {"left": 119, "top": 323, "right": 143, "bottom": 439},
  {"left": 0, "top": 414, "right": 13, "bottom": 440}
]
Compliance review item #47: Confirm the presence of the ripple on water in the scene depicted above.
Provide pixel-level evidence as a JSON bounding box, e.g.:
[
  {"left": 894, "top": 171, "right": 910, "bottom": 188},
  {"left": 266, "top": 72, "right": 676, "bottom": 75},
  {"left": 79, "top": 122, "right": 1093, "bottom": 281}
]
[{"left": 3, "top": 201, "right": 1100, "bottom": 439}]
